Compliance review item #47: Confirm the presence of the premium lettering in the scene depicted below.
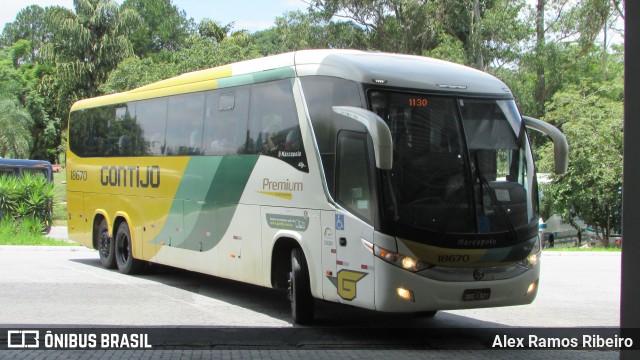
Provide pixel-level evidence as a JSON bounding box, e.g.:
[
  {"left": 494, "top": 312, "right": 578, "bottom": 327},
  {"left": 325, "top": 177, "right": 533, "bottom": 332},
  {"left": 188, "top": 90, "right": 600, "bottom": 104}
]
[{"left": 262, "top": 178, "right": 303, "bottom": 192}]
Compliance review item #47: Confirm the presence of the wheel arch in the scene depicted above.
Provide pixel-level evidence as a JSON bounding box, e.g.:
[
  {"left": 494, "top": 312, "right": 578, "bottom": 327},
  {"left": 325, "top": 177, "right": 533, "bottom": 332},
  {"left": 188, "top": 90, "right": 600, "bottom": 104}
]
[
  {"left": 91, "top": 210, "right": 111, "bottom": 250},
  {"left": 271, "top": 236, "right": 304, "bottom": 290}
]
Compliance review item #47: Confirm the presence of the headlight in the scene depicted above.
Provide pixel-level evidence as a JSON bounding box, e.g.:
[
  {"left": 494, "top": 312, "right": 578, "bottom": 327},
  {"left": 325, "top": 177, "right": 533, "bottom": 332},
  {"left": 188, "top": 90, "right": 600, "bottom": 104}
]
[
  {"left": 374, "top": 246, "right": 432, "bottom": 272},
  {"left": 517, "top": 236, "right": 541, "bottom": 268}
]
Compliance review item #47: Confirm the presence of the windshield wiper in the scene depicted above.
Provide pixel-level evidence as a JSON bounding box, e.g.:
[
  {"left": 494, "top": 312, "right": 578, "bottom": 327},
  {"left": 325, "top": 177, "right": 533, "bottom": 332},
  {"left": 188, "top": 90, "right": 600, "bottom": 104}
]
[{"left": 473, "top": 152, "right": 518, "bottom": 242}]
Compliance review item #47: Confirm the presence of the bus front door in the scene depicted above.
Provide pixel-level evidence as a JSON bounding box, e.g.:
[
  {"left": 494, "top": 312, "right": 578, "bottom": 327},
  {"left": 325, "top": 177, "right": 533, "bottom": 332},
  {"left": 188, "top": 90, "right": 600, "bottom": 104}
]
[
  {"left": 334, "top": 212, "right": 375, "bottom": 310},
  {"left": 333, "top": 130, "right": 376, "bottom": 310}
]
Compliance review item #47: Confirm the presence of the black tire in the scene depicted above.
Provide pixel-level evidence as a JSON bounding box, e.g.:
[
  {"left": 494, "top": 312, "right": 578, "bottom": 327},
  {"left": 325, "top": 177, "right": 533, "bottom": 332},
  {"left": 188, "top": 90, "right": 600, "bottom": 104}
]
[
  {"left": 97, "top": 219, "right": 116, "bottom": 269},
  {"left": 288, "top": 247, "right": 314, "bottom": 324},
  {"left": 114, "top": 222, "right": 144, "bottom": 274}
]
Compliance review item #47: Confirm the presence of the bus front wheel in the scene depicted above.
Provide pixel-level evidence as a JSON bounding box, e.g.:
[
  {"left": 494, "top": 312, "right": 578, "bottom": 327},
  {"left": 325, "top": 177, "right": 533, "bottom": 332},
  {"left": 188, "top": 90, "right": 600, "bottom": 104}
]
[
  {"left": 97, "top": 219, "right": 115, "bottom": 269},
  {"left": 114, "top": 222, "right": 144, "bottom": 275},
  {"left": 288, "top": 247, "right": 314, "bottom": 324}
]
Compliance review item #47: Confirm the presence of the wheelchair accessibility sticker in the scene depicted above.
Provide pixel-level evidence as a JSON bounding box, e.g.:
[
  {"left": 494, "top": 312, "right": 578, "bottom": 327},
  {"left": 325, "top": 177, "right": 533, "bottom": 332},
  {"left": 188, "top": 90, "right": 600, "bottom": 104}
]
[{"left": 336, "top": 214, "right": 344, "bottom": 230}]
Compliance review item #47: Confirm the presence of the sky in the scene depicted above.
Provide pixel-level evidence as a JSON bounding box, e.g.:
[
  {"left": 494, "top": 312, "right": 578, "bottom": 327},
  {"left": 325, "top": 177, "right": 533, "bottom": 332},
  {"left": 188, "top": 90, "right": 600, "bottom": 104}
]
[{"left": 0, "top": 0, "right": 309, "bottom": 34}]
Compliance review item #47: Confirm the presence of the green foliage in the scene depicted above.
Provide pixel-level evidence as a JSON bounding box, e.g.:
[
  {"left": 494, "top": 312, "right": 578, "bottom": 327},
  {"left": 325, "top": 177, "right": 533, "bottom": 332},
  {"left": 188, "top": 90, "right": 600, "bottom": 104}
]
[
  {"left": 198, "top": 19, "right": 235, "bottom": 44},
  {"left": 0, "top": 214, "right": 75, "bottom": 246},
  {"left": 0, "top": 172, "right": 55, "bottom": 232},
  {"left": 0, "top": 99, "right": 33, "bottom": 158},
  {"left": 41, "top": 0, "right": 141, "bottom": 104},
  {"left": 0, "top": 5, "right": 48, "bottom": 63},
  {"left": 121, "top": 0, "right": 192, "bottom": 58},
  {"left": 541, "top": 81, "right": 623, "bottom": 246},
  {"left": 423, "top": 34, "right": 467, "bottom": 64},
  {"left": 264, "top": 10, "right": 367, "bottom": 54},
  {"left": 173, "top": 36, "right": 261, "bottom": 74},
  {"left": 100, "top": 57, "right": 179, "bottom": 94}
]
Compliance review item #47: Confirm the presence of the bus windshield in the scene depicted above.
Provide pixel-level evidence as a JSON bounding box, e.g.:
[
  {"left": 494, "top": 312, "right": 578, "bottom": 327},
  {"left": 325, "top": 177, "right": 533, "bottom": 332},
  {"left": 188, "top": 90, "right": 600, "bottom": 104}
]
[{"left": 369, "top": 90, "right": 538, "bottom": 240}]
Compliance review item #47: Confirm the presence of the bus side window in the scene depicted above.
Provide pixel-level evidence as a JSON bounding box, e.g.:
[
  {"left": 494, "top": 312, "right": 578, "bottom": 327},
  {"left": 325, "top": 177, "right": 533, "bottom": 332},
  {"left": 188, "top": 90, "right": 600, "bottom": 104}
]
[
  {"left": 166, "top": 93, "right": 205, "bottom": 156},
  {"left": 336, "top": 131, "right": 373, "bottom": 224},
  {"left": 247, "top": 79, "right": 308, "bottom": 171},
  {"left": 203, "top": 87, "right": 250, "bottom": 155},
  {"left": 136, "top": 98, "right": 167, "bottom": 156}
]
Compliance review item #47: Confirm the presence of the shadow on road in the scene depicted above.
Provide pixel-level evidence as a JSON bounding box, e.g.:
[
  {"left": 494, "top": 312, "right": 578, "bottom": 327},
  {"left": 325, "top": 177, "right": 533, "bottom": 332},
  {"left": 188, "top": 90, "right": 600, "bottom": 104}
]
[
  {"left": 63, "top": 256, "right": 622, "bottom": 350},
  {"left": 70, "top": 256, "right": 509, "bottom": 327}
]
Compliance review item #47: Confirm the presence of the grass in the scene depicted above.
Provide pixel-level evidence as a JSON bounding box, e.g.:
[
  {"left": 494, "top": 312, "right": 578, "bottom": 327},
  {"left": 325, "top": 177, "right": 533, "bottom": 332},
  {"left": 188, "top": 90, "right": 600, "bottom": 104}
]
[
  {"left": 544, "top": 246, "right": 621, "bottom": 252},
  {"left": 0, "top": 233, "right": 77, "bottom": 246},
  {"left": 53, "top": 171, "right": 67, "bottom": 226},
  {"left": 0, "top": 219, "right": 76, "bottom": 246}
]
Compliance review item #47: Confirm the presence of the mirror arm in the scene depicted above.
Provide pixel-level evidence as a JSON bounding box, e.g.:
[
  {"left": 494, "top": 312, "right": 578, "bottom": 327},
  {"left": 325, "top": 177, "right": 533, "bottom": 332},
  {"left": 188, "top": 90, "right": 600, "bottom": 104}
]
[
  {"left": 332, "top": 106, "right": 393, "bottom": 170},
  {"left": 523, "top": 116, "right": 569, "bottom": 175}
]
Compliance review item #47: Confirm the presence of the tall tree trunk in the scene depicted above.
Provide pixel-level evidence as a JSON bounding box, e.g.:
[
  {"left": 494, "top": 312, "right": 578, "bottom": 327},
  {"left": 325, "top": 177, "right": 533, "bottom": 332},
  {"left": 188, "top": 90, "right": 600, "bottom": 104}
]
[
  {"left": 473, "top": 0, "right": 484, "bottom": 69},
  {"left": 602, "top": 23, "right": 608, "bottom": 81},
  {"left": 535, "top": 0, "right": 546, "bottom": 118}
]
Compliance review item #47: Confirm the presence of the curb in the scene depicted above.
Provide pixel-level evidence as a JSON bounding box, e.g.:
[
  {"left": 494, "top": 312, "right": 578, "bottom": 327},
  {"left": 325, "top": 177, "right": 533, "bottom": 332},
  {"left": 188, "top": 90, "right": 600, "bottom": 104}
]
[
  {"left": 0, "top": 245, "right": 93, "bottom": 252},
  {"left": 542, "top": 251, "right": 621, "bottom": 256}
]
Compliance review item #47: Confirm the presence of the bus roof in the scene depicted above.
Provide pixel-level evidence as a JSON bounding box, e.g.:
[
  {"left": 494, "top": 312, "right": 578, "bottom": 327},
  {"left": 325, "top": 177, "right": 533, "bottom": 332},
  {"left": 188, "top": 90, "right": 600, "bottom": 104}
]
[{"left": 71, "top": 49, "right": 512, "bottom": 110}]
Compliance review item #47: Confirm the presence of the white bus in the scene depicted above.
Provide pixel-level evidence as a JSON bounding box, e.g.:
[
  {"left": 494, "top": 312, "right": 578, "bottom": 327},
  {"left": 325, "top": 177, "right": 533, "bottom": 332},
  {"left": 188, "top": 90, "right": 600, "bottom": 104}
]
[{"left": 66, "top": 50, "right": 568, "bottom": 323}]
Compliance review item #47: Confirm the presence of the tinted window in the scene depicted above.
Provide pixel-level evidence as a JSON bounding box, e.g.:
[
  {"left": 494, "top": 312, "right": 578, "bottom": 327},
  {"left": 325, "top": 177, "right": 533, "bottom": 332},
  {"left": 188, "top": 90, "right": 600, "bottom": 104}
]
[
  {"left": 69, "top": 81, "right": 302, "bottom": 161},
  {"left": 111, "top": 103, "right": 142, "bottom": 156},
  {"left": 69, "top": 110, "right": 89, "bottom": 156},
  {"left": 203, "top": 87, "right": 250, "bottom": 155},
  {"left": 69, "top": 103, "right": 137, "bottom": 157},
  {"left": 165, "top": 93, "right": 205, "bottom": 156},
  {"left": 135, "top": 98, "right": 167, "bottom": 156},
  {"left": 300, "top": 76, "right": 363, "bottom": 193},
  {"left": 248, "top": 79, "right": 308, "bottom": 172},
  {"left": 336, "top": 131, "right": 373, "bottom": 223}
]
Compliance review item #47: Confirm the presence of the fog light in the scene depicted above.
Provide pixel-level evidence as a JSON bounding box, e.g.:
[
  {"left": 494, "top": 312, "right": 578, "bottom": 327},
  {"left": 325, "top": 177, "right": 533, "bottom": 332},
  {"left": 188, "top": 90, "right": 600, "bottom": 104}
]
[
  {"left": 527, "top": 280, "right": 538, "bottom": 295},
  {"left": 397, "top": 287, "right": 415, "bottom": 302}
]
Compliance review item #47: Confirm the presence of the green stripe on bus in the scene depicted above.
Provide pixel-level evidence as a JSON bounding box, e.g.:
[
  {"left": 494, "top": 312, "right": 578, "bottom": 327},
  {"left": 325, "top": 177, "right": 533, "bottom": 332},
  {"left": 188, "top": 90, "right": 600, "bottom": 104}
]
[
  {"left": 216, "top": 67, "right": 295, "bottom": 89},
  {"left": 151, "top": 155, "right": 259, "bottom": 252}
]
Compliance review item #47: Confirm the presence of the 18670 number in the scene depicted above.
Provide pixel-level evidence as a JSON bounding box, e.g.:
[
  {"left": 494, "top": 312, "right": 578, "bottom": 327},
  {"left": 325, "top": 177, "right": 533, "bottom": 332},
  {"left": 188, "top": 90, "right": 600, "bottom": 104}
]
[
  {"left": 438, "top": 255, "right": 470, "bottom": 263},
  {"left": 70, "top": 170, "right": 87, "bottom": 181}
]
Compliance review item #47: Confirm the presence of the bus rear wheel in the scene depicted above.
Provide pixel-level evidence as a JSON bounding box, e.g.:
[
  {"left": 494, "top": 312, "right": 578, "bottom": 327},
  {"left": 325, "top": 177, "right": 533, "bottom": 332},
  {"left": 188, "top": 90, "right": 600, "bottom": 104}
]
[
  {"left": 114, "top": 222, "right": 144, "bottom": 275},
  {"left": 288, "top": 247, "right": 314, "bottom": 324},
  {"left": 97, "top": 219, "right": 115, "bottom": 269}
]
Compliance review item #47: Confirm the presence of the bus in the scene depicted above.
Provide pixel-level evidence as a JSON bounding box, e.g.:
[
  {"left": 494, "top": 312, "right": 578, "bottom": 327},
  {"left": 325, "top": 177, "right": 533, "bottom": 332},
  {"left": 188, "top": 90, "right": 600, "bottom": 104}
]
[
  {"left": 0, "top": 158, "right": 54, "bottom": 183},
  {"left": 66, "top": 50, "right": 568, "bottom": 323}
]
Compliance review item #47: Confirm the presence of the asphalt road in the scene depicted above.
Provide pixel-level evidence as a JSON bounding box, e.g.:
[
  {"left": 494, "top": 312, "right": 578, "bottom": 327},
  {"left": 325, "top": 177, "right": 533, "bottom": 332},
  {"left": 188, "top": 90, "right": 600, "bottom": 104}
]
[{"left": 0, "top": 246, "right": 624, "bottom": 359}]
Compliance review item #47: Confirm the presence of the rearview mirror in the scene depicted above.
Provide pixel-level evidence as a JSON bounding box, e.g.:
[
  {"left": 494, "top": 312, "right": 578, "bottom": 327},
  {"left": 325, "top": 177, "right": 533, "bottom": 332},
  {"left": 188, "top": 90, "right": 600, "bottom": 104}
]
[
  {"left": 332, "top": 106, "right": 393, "bottom": 170},
  {"left": 523, "top": 116, "right": 569, "bottom": 175}
]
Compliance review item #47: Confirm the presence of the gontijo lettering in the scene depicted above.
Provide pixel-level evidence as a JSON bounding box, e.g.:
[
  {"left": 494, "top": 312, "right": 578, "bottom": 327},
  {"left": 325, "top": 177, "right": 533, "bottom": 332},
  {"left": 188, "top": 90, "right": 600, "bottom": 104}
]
[{"left": 100, "top": 165, "right": 160, "bottom": 188}]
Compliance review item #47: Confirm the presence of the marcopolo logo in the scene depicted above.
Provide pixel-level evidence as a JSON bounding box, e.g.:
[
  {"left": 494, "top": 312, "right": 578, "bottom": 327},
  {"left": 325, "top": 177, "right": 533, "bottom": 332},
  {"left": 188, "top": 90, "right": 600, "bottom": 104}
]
[{"left": 100, "top": 165, "right": 160, "bottom": 188}]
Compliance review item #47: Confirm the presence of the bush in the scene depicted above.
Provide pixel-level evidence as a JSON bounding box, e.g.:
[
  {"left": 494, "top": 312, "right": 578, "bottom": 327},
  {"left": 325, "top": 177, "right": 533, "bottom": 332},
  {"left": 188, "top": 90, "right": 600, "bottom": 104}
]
[{"left": 0, "top": 172, "right": 55, "bottom": 232}]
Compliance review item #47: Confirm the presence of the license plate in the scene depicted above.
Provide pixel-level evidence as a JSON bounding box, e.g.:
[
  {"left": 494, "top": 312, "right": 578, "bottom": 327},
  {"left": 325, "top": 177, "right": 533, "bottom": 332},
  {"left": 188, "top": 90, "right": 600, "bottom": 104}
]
[{"left": 463, "top": 288, "right": 491, "bottom": 301}]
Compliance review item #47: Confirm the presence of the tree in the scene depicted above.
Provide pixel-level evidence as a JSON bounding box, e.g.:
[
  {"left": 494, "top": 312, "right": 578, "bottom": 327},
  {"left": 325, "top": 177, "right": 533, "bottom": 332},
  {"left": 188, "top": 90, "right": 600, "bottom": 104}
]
[
  {"left": 263, "top": 11, "right": 367, "bottom": 53},
  {"left": 525, "top": 0, "right": 622, "bottom": 118},
  {"left": 198, "top": 19, "right": 235, "bottom": 44},
  {"left": 121, "top": 0, "right": 192, "bottom": 58},
  {"left": 306, "top": 0, "right": 439, "bottom": 54},
  {"left": 173, "top": 36, "right": 261, "bottom": 74},
  {"left": 305, "top": 0, "right": 529, "bottom": 68},
  {"left": 0, "top": 99, "right": 33, "bottom": 158},
  {"left": 541, "top": 81, "right": 623, "bottom": 246},
  {"left": 41, "top": 0, "right": 141, "bottom": 105},
  {"left": 100, "top": 57, "right": 179, "bottom": 94},
  {"left": 0, "top": 5, "right": 49, "bottom": 63}
]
